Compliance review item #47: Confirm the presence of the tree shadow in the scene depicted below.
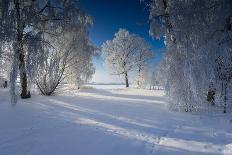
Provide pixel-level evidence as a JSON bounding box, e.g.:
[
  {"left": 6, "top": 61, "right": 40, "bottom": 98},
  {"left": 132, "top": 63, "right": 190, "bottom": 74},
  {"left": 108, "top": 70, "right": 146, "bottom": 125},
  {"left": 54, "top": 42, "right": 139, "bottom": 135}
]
[
  {"left": 30, "top": 94, "right": 231, "bottom": 148},
  {"left": 80, "top": 88, "right": 166, "bottom": 101},
  {"left": 30, "top": 96, "right": 226, "bottom": 155}
]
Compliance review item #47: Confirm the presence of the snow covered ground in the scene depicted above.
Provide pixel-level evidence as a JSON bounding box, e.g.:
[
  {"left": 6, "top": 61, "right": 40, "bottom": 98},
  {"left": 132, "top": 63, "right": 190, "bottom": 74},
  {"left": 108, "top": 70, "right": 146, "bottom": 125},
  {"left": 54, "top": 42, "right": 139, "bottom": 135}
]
[{"left": 0, "top": 87, "right": 232, "bottom": 155}]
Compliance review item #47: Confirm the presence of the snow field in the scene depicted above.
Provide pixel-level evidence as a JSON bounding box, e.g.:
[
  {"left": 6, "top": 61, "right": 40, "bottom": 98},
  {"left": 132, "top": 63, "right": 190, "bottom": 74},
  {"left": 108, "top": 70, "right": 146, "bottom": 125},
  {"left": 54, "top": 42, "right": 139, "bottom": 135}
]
[{"left": 0, "top": 87, "right": 231, "bottom": 155}]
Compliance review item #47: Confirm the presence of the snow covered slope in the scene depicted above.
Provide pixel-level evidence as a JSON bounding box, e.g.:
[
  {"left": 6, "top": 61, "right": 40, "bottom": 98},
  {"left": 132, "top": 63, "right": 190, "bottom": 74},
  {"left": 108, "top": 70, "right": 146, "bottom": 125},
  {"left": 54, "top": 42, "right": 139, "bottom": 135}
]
[{"left": 0, "top": 88, "right": 231, "bottom": 155}]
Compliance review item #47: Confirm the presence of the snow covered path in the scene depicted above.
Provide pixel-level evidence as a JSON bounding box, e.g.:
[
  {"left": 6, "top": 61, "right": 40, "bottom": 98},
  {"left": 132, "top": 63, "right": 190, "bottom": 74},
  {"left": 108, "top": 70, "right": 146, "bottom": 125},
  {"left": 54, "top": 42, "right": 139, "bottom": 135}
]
[{"left": 0, "top": 88, "right": 232, "bottom": 155}]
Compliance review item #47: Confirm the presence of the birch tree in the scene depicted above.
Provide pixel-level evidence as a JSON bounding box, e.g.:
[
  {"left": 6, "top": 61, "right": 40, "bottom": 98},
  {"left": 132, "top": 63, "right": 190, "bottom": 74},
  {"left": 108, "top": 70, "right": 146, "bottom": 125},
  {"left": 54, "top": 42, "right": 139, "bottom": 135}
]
[
  {"left": 0, "top": 0, "right": 93, "bottom": 103},
  {"left": 0, "top": 0, "right": 63, "bottom": 103},
  {"left": 149, "top": 0, "right": 232, "bottom": 112},
  {"left": 35, "top": 24, "right": 95, "bottom": 95}
]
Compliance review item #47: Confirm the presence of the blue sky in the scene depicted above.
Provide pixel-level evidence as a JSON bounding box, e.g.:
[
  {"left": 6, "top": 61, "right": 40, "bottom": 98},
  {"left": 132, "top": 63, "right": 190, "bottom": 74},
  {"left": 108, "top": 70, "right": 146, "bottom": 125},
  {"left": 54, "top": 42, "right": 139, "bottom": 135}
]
[{"left": 80, "top": 0, "right": 165, "bottom": 83}]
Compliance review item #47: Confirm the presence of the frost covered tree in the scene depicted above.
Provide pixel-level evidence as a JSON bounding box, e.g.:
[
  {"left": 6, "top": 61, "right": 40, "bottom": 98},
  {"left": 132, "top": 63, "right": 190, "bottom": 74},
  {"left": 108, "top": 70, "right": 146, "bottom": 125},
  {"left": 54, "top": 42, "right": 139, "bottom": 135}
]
[
  {"left": 148, "top": 68, "right": 160, "bottom": 90},
  {"left": 102, "top": 29, "right": 153, "bottom": 88},
  {"left": 0, "top": 42, "right": 13, "bottom": 78},
  {"left": 35, "top": 8, "right": 95, "bottom": 95},
  {"left": 134, "top": 37, "right": 153, "bottom": 88},
  {"left": 0, "top": 0, "right": 94, "bottom": 103},
  {"left": 215, "top": 55, "right": 232, "bottom": 113},
  {"left": 149, "top": 0, "right": 232, "bottom": 112},
  {"left": 35, "top": 26, "right": 95, "bottom": 95},
  {"left": 0, "top": 0, "right": 53, "bottom": 101},
  {"left": 0, "top": 0, "right": 63, "bottom": 103},
  {"left": 102, "top": 29, "right": 137, "bottom": 87}
]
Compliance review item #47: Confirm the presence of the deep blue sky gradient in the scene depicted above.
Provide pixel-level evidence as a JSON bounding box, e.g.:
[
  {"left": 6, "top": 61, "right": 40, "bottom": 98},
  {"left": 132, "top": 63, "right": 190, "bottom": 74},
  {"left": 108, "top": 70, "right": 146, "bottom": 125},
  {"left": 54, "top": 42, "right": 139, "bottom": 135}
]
[{"left": 80, "top": 0, "right": 165, "bottom": 83}]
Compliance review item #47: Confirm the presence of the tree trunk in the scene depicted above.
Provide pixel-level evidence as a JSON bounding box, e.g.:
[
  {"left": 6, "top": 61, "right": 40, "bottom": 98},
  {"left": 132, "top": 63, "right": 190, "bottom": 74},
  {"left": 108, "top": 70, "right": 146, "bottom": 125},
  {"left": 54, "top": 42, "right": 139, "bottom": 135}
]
[
  {"left": 9, "top": 44, "right": 19, "bottom": 105},
  {"left": 223, "top": 83, "right": 227, "bottom": 113},
  {"left": 221, "top": 82, "right": 224, "bottom": 97},
  {"left": 15, "top": 0, "right": 30, "bottom": 99},
  {"left": 137, "top": 64, "right": 141, "bottom": 88},
  {"left": 125, "top": 72, "right": 129, "bottom": 88},
  {"left": 19, "top": 53, "right": 29, "bottom": 98}
]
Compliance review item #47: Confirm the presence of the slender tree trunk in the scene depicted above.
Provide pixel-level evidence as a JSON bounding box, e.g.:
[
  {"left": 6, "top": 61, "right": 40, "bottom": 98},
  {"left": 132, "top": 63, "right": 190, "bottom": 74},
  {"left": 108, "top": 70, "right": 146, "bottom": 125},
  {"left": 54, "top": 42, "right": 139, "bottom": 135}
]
[
  {"left": 221, "top": 82, "right": 224, "bottom": 97},
  {"left": 19, "top": 52, "right": 29, "bottom": 98},
  {"left": 223, "top": 83, "right": 227, "bottom": 113},
  {"left": 137, "top": 64, "right": 142, "bottom": 88},
  {"left": 125, "top": 72, "right": 129, "bottom": 88},
  {"left": 10, "top": 43, "right": 19, "bottom": 105},
  {"left": 15, "top": 0, "right": 30, "bottom": 99}
]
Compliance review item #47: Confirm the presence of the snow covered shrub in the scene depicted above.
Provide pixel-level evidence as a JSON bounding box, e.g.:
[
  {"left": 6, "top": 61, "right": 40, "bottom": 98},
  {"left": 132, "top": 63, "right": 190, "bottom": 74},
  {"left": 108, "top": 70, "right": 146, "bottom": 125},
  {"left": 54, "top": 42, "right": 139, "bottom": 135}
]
[
  {"left": 134, "top": 74, "right": 146, "bottom": 88},
  {"left": 147, "top": 66, "right": 163, "bottom": 90},
  {"left": 80, "top": 85, "right": 95, "bottom": 90}
]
